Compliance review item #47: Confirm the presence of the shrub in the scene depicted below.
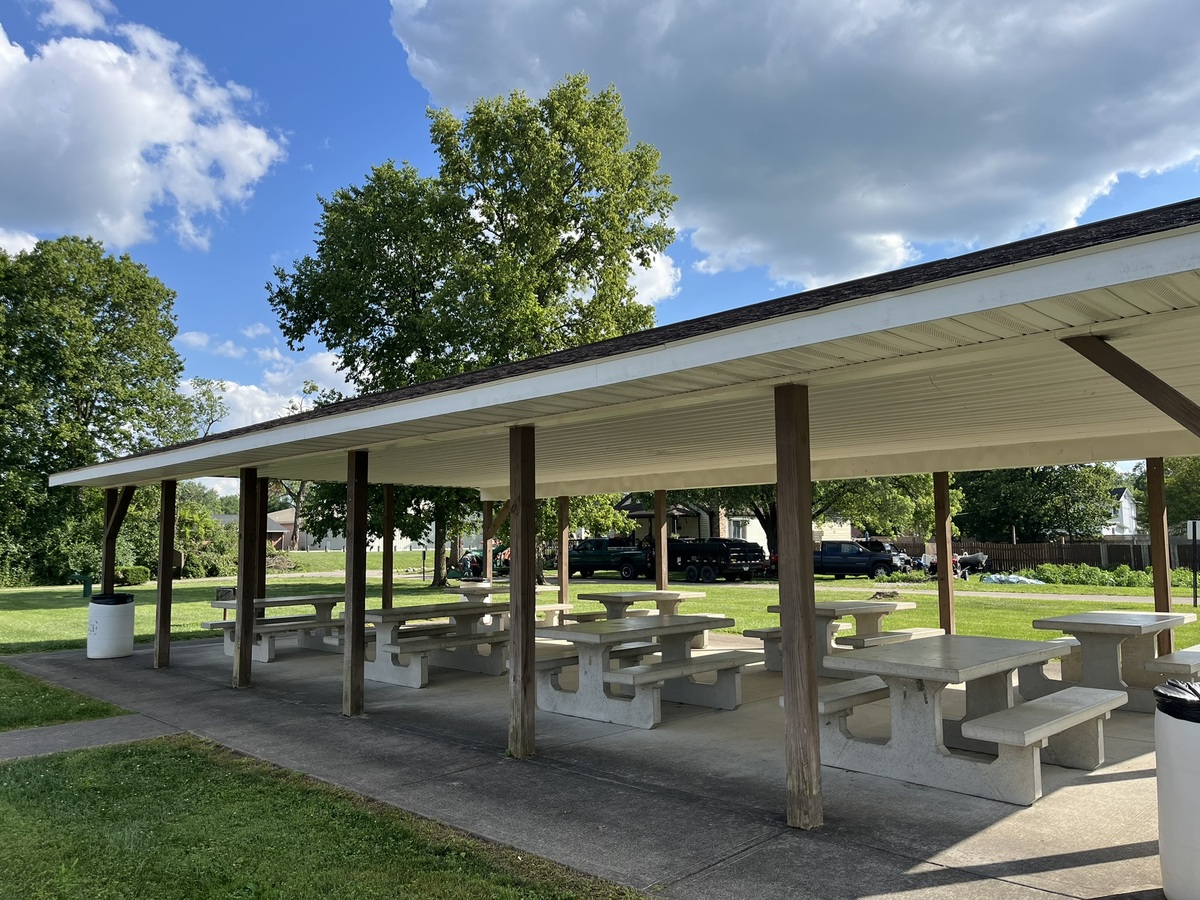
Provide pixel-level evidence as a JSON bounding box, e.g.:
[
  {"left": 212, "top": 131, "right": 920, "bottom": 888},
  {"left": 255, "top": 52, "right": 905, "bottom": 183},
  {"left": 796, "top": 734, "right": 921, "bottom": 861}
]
[{"left": 114, "top": 565, "right": 150, "bottom": 585}]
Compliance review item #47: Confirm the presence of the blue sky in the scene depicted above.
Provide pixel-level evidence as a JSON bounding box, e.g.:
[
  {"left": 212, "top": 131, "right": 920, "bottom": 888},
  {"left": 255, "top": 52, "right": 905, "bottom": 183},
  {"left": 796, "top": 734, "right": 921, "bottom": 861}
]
[{"left": 3, "top": 0, "right": 1200, "bottom": 437}]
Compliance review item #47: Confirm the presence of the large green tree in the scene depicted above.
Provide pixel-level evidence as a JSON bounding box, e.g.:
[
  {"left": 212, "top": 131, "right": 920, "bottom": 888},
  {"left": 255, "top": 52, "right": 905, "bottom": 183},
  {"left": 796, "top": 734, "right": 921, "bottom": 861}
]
[
  {"left": 269, "top": 73, "right": 675, "bottom": 388},
  {"left": 1132, "top": 457, "right": 1200, "bottom": 533},
  {"left": 955, "top": 464, "right": 1121, "bottom": 542},
  {"left": 0, "top": 236, "right": 194, "bottom": 584},
  {"left": 267, "top": 74, "right": 675, "bottom": 582}
]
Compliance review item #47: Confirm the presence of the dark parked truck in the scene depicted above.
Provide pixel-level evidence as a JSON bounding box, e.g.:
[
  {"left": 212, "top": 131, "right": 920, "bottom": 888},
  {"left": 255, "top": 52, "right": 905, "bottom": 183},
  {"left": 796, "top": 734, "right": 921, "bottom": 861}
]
[
  {"left": 813, "top": 540, "right": 904, "bottom": 579},
  {"left": 566, "top": 537, "right": 652, "bottom": 579},
  {"left": 665, "top": 537, "right": 767, "bottom": 583}
]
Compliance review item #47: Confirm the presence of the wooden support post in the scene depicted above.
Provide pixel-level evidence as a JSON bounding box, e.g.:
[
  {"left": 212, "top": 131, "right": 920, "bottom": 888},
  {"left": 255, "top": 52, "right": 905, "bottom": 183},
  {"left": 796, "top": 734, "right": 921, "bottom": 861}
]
[
  {"left": 256, "top": 477, "right": 269, "bottom": 610},
  {"left": 483, "top": 501, "right": 495, "bottom": 582},
  {"left": 1148, "top": 457, "right": 1173, "bottom": 655},
  {"left": 557, "top": 496, "right": 570, "bottom": 604},
  {"left": 233, "top": 467, "right": 259, "bottom": 689},
  {"left": 774, "top": 384, "right": 822, "bottom": 829},
  {"left": 508, "top": 426, "right": 536, "bottom": 759},
  {"left": 154, "top": 479, "right": 176, "bottom": 669},
  {"left": 655, "top": 489, "right": 669, "bottom": 589},
  {"left": 1061, "top": 336, "right": 1200, "bottom": 438},
  {"left": 343, "top": 450, "right": 368, "bottom": 716},
  {"left": 382, "top": 484, "right": 395, "bottom": 609},
  {"left": 100, "top": 486, "right": 135, "bottom": 595},
  {"left": 934, "top": 471, "right": 956, "bottom": 635}
]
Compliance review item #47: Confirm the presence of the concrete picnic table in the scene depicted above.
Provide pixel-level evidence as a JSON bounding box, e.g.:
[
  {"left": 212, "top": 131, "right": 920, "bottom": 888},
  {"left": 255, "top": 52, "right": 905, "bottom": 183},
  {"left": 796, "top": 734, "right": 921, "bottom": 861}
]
[
  {"left": 1028, "top": 610, "right": 1197, "bottom": 712},
  {"left": 533, "top": 614, "right": 746, "bottom": 728},
  {"left": 822, "top": 634, "right": 1114, "bottom": 805},
  {"left": 362, "top": 600, "right": 510, "bottom": 687},
  {"left": 210, "top": 593, "right": 343, "bottom": 653},
  {"left": 576, "top": 589, "right": 706, "bottom": 618},
  {"left": 443, "top": 583, "right": 565, "bottom": 626},
  {"left": 766, "top": 597, "right": 916, "bottom": 676}
]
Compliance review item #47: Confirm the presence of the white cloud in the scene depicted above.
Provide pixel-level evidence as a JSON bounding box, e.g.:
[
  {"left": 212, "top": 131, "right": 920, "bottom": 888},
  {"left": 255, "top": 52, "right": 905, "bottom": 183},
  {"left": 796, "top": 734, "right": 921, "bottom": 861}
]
[
  {"left": 0, "top": 227, "right": 38, "bottom": 254},
  {"left": 212, "top": 381, "right": 293, "bottom": 431},
  {"left": 212, "top": 340, "right": 246, "bottom": 359},
  {"left": 177, "top": 330, "right": 209, "bottom": 349},
  {"left": 38, "top": 0, "right": 115, "bottom": 35},
  {"left": 261, "top": 350, "right": 350, "bottom": 398},
  {"left": 241, "top": 322, "right": 271, "bottom": 339},
  {"left": 256, "top": 346, "right": 283, "bottom": 362},
  {"left": 391, "top": 0, "right": 1200, "bottom": 288},
  {"left": 194, "top": 476, "right": 240, "bottom": 497},
  {"left": 0, "top": 16, "right": 284, "bottom": 251},
  {"left": 630, "top": 251, "right": 680, "bottom": 306}
]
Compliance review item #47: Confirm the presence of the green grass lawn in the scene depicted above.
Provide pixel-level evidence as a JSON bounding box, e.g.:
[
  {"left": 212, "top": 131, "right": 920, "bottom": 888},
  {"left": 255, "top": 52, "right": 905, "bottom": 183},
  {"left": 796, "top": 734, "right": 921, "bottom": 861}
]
[
  {"left": 7, "top": 570, "right": 1200, "bottom": 656},
  {"left": 0, "top": 665, "right": 127, "bottom": 732},
  {"left": 0, "top": 735, "right": 641, "bottom": 899}
]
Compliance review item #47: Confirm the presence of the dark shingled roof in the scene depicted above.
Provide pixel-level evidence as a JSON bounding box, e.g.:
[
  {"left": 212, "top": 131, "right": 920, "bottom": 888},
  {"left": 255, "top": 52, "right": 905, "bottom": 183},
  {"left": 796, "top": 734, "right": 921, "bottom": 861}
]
[{"left": 157, "top": 194, "right": 1200, "bottom": 458}]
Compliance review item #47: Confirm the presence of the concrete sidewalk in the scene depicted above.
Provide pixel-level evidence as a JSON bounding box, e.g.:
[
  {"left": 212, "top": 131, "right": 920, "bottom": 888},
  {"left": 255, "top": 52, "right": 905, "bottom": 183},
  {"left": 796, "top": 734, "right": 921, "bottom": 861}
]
[{"left": 4, "top": 639, "right": 1168, "bottom": 899}]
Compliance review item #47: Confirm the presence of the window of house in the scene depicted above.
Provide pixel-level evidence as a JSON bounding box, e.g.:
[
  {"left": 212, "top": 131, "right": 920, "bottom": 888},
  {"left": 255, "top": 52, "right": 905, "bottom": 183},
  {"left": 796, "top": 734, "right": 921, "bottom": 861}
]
[{"left": 730, "top": 518, "right": 748, "bottom": 540}]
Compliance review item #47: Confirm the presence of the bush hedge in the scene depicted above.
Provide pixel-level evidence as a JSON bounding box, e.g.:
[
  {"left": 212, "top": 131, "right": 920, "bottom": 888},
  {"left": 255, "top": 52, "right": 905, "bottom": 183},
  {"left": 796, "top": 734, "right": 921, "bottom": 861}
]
[
  {"left": 114, "top": 565, "right": 150, "bottom": 586},
  {"left": 1014, "top": 562, "right": 1196, "bottom": 588}
]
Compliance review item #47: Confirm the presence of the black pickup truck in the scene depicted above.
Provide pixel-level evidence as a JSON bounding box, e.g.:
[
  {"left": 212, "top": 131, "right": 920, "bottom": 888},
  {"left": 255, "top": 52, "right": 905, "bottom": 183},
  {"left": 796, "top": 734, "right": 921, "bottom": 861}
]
[
  {"left": 665, "top": 537, "right": 767, "bottom": 583},
  {"left": 813, "top": 540, "right": 906, "bottom": 579},
  {"left": 565, "top": 537, "right": 653, "bottom": 579}
]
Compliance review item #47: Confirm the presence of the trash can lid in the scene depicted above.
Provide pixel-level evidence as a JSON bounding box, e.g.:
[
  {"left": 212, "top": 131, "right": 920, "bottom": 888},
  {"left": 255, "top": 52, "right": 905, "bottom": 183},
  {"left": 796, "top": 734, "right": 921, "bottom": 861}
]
[
  {"left": 1154, "top": 679, "right": 1200, "bottom": 723},
  {"left": 90, "top": 592, "right": 135, "bottom": 605}
]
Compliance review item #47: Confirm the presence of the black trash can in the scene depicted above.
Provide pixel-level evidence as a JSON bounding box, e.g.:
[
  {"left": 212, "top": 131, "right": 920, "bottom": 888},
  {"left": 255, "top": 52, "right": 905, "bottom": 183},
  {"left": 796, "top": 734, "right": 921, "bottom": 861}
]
[
  {"left": 86, "top": 592, "right": 135, "bottom": 659},
  {"left": 1154, "top": 680, "right": 1200, "bottom": 900}
]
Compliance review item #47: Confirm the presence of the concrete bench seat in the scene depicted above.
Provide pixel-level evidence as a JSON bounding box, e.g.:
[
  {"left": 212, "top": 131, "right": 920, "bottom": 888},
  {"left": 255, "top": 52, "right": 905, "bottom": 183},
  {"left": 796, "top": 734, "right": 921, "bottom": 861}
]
[
  {"left": 368, "top": 630, "right": 510, "bottom": 688},
  {"left": 744, "top": 623, "right": 850, "bottom": 672},
  {"left": 599, "top": 649, "right": 763, "bottom": 718},
  {"left": 815, "top": 675, "right": 889, "bottom": 715},
  {"left": 202, "top": 615, "right": 333, "bottom": 662},
  {"left": 1145, "top": 647, "right": 1200, "bottom": 677},
  {"left": 960, "top": 686, "right": 1128, "bottom": 774},
  {"left": 379, "top": 630, "right": 509, "bottom": 657},
  {"left": 536, "top": 642, "right": 658, "bottom": 674},
  {"left": 561, "top": 610, "right": 608, "bottom": 623},
  {"left": 838, "top": 627, "right": 945, "bottom": 649}
]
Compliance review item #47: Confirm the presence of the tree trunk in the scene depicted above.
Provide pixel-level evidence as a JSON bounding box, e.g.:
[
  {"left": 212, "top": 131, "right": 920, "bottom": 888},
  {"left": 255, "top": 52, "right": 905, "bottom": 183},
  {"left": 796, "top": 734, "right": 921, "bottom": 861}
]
[{"left": 432, "top": 508, "right": 448, "bottom": 586}]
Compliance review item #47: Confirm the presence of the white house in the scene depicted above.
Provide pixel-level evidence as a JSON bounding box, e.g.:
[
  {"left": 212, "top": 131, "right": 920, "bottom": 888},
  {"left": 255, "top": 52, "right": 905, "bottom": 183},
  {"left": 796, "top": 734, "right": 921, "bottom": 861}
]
[{"left": 1103, "top": 487, "right": 1138, "bottom": 536}]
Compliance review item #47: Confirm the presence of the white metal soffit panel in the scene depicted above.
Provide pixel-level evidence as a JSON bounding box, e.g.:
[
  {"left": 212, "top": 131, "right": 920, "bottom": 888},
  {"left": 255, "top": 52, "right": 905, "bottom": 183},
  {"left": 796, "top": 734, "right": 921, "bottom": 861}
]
[{"left": 46, "top": 213, "right": 1200, "bottom": 493}]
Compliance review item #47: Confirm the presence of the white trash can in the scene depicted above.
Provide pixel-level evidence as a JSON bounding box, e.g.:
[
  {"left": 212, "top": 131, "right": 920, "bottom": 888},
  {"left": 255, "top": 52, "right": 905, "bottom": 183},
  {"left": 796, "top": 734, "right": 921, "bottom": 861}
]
[
  {"left": 1154, "top": 680, "right": 1200, "bottom": 900},
  {"left": 87, "top": 593, "right": 135, "bottom": 659}
]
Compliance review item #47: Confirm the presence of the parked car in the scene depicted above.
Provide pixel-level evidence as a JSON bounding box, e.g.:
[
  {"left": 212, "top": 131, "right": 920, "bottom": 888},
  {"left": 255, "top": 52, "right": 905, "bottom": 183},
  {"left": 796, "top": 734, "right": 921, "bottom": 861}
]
[
  {"left": 857, "top": 540, "right": 914, "bottom": 572},
  {"left": 565, "top": 537, "right": 652, "bottom": 579},
  {"left": 814, "top": 541, "right": 905, "bottom": 579}
]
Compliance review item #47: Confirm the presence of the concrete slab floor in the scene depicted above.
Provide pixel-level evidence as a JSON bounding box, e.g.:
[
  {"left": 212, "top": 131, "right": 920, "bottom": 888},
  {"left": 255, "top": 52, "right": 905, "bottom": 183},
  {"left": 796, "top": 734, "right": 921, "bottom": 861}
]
[{"left": 4, "top": 637, "right": 1170, "bottom": 899}]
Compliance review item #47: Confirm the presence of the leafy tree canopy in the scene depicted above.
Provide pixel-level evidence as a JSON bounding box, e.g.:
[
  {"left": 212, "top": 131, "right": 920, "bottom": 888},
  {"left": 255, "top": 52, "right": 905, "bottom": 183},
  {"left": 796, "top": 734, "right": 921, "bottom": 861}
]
[
  {"left": 268, "top": 72, "right": 676, "bottom": 392},
  {"left": 267, "top": 74, "right": 674, "bottom": 577},
  {"left": 955, "top": 464, "right": 1121, "bottom": 542},
  {"left": 1132, "top": 457, "right": 1200, "bottom": 533},
  {"left": 0, "top": 236, "right": 194, "bottom": 583}
]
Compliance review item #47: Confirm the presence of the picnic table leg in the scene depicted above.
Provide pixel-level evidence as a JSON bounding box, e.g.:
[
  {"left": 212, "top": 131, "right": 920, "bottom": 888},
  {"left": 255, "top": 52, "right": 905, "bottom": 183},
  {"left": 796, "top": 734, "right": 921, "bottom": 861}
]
[
  {"left": 1120, "top": 633, "right": 1165, "bottom": 689},
  {"left": 851, "top": 612, "right": 888, "bottom": 636},
  {"left": 944, "top": 670, "right": 1011, "bottom": 754},
  {"left": 1076, "top": 633, "right": 1130, "bottom": 691},
  {"left": 363, "top": 623, "right": 430, "bottom": 688},
  {"left": 534, "top": 644, "right": 659, "bottom": 728},
  {"left": 297, "top": 603, "right": 338, "bottom": 652},
  {"left": 428, "top": 615, "right": 507, "bottom": 675},
  {"left": 816, "top": 614, "right": 852, "bottom": 678}
]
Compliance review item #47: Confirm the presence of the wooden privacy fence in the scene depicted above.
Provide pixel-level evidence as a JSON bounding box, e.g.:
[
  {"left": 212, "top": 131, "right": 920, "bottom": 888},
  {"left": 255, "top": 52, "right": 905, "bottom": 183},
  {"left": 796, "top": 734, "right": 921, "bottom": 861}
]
[{"left": 892, "top": 538, "right": 1199, "bottom": 572}]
